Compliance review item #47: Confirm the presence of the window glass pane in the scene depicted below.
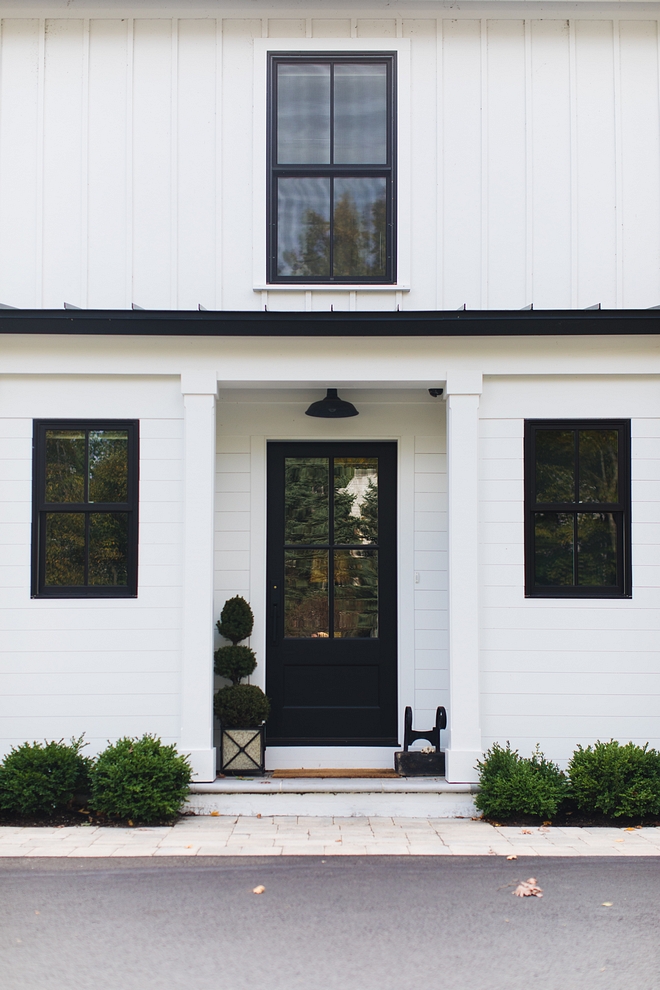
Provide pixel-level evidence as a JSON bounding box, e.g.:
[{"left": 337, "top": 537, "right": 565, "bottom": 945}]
[
  {"left": 277, "top": 64, "right": 330, "bottom": 164},
  {"left": 285, "top": 549, "right": 329, "bottom": 637},
  {"left": 535, "top": 430, "right": 575, "bottom": 503},
  {"left": 334, "top": 549, "right": 378, "bottom": 637},
  {"left": 333, "top": 177, "right": 387, "bottom": 279},
  {"left": 333, "top": 458, "right": 378, "bottom": 544},
  {"left": 534, "top": 512, "right": 574, "bottom": 586},
  {"left": 579, "top": 431, "right": 618, "bottom": 504},
  {"left": 334, "top": 63, "right": 387, "bottom": 164},
  {"left": 45, "top": 512, "right": 85, "bottom": 585},
  {"left": 45, "top": 430, "right": 85, "bottom": 503},
  {"left": 89, "top": 431, "right": 129, "bottom": 503},
  {"left": 277, "top": 177, "right": 330, "bottom": 277},
  {"left": 89, "top": 512, "right": 129, "bottom": 586},
  {"left": 577, "top": 512, "right": 618, "bottom": 586},
  {"left": 285, "top": 458, "right": 329, "bottom": 544}
]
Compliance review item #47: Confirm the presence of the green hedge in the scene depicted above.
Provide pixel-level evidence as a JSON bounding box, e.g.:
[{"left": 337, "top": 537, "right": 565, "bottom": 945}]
[
  {"left": 0, "top": 737, "right": 90, "bottom": 816},
  {"left": 476, "top": 739, "right": 660, "bottom": 821}
]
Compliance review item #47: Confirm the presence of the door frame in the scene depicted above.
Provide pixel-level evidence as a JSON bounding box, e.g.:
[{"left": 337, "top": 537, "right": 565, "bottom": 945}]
[{"left": 247, "top": 430, "right": 417, "bottom": 767}]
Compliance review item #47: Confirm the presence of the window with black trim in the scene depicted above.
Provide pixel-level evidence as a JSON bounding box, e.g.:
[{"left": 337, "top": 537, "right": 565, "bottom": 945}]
[
  {"left": 524, "top": 420, "right": 631, "bottom": 598},
  {"left": 268, "top": 52, "right": 396, "bottom": 284},
  {"left": 32, "top": 421, "right": 139, "bottom": 598}
]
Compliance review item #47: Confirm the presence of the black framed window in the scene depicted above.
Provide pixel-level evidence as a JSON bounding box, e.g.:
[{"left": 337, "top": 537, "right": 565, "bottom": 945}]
[
  {"left": 524, "top": 421, "right": 631, "bottom": 598},
  {"left": 268, "top": 53, "right": 396, "bottom": 284},
  {"left": 32, "top": 420, "right": 139, "bottom": 598}
]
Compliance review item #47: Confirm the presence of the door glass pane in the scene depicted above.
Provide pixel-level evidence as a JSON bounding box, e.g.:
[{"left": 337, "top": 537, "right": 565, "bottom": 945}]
[
  {"left": 285, "top": 458, "right": 329, "bottom": 544},
  {"left": 277, "top": 177, "right": 330, "bottom": 278},
  {"left": 45, "top": 430, "right": 85, "bottom": 503},
  {"left": 577, "top": 512, "right": 618, "bottom": 586},
  {"left": 334, "top": 63, "right": 387, "bottom": 164},
  {"left": 579, "top": 431, "right": 618, "bottom": 503},
  {"left": 535, "top": 430, "right": 575, "bottom": 503},
  {"left": 534, "top": 512, "right": 574, "bottom": 586},
  {"left": 277, "top": 63, "right": 330, "bottom": 164},
  {"left": 333, "top": 177, "right": 387, "bottom": 279},
  {"left": 45, "top": 512, "right": 85, "bottom": 585},
  {"left": 89, "top": 512, "right": 129, "bottom": 586},
  {"left": 89, "top": 431, "right": 129, "bottom": 503},
  {"left": 334, "top": 549, "right": 378, "bottom": 637},
  {"left": 285, "top": 549, "right": 329, "bottom": 637},
  {"left": 333, "top": 457, "right": 378, "bottom": 544}
]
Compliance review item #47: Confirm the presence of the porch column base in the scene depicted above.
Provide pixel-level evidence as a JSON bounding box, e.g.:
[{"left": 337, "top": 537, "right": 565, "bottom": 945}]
[
  {"left": 181, "top": 747, "right": 217, "bottom": 783},
  {"left": 444, "top": 748, "right": 481, "bottom": 785}
]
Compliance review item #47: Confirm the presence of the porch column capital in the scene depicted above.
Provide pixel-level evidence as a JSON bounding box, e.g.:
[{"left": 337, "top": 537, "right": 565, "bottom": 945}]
[
  {"left": 180, "top": 378, "right": 217, "bottom": 781},
  {"left": 444, "top": 375, "right": 482, "bottom": 784},
  {"left": 180, "top": 371, "right": 218, "bottom": 396},
  {"left": 445, "top": 371, "right": 483, "bottom": 396}
]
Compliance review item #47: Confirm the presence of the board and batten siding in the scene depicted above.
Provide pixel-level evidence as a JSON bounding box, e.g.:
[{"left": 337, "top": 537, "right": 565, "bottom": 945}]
[
  {"left": 0, "top": 13, "right": 660, "bottom": 310},
  {"left": 0, "top": 377, "right": 184, "bottom": 757},
  {"left": 479, "top": 378, "right": 660, "bottom": 764}
]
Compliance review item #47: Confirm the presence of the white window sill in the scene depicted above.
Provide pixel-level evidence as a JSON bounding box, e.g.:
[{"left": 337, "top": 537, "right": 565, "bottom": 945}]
[{"left": 254, "top": 285, "right": 410, "bottom": 292}]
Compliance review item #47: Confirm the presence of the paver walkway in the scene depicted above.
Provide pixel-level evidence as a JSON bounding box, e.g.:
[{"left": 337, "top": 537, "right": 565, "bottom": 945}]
[{"left": 1, "top": 817, "right": 660, "bottom": 856}]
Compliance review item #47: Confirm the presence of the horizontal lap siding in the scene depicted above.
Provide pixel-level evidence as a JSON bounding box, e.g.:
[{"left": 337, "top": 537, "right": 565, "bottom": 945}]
[
  {"left": 479, "top": 392, "right": 660, "bottom": 764},
  {"left": 0, "top": 15, "right": 658, "bottom": 309},
  {"left": 0, "top": 384, "right": 184, "bottom": 758}
]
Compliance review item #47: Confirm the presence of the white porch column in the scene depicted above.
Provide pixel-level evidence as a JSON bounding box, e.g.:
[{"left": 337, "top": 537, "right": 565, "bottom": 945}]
[
  {"left": 444, "top": 372, "right": 483, "bottom": 784},
  {"left": 179, "top": 371, "right": 218, "bottom": 781}
]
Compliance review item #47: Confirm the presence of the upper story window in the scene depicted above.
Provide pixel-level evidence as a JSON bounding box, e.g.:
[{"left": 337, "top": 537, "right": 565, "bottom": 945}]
[
  {"left": 32, "top": 420, "right": 139, "bottom": 598},
  {"left": 524, "top": 420, "right": 631, "bottom": 598},
  {"left": 268, "top": 53, "right": 396, "bottom": 284}
]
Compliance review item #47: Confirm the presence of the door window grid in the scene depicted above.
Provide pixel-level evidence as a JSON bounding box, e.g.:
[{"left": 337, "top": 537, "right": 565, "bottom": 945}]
[
  {"left": 268, "top": 53, "right": 396, "bottom": 284},
  {"left": 524, "top": 420, "right": 631, "bottom": 598},
  {"left": 32, "top": 420, "right": 139, "bottom": 598}
]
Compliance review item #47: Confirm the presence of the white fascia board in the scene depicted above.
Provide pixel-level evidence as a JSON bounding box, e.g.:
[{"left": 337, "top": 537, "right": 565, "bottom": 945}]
[{"left": 252, "top": 37, "right": 411, "bottom": 292}]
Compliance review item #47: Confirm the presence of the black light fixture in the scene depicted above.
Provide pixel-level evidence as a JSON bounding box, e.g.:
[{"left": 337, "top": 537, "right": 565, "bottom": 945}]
[{"left": 305, "top": 388, "right": 359, "bottom": 418}]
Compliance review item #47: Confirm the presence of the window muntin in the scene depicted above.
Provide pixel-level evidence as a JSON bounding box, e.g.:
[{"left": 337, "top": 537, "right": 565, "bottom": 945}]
[
  {"left": 33, "top": 421, "right": 138, "bottom": 598},
  {"left": 524, "top": 421, "right": 631, "bottom": 598},
  {"left": 268, "top": 54, "right": 395, "bottom": 284}
]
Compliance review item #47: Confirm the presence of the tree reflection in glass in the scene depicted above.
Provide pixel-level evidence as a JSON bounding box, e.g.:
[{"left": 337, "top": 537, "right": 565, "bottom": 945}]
[
  {"left": 89, "top": 431, "right": 129, "bottom": 502},
  {"left": 579, "top": 431, "right": 618, "bottom": 503},
  {"left": 45, "top": 431, "right": 85, "bottom": 502},
  {"left": 284, "top": 458, "right": 329, "bottom": 544},
  {"left": 535, "top": 430, "right": 574, "bottom": 502},
  {"left": 577, "top": 512, "right": 617, "bottom": 586},
  {"left": 45, "top": 513, "right": 85, "bottom": 586},
  {"left": 284, "top": 549, "right": 329, "bottom": 637},
  {"left": 334, "top": 550, "right": 378, "bottom": 637},
  {"left": 333, "top": 457, "right": 378, "bottom": 544},
  {"left": 89, "top": 513, "right": 129, "bottom": 586}
]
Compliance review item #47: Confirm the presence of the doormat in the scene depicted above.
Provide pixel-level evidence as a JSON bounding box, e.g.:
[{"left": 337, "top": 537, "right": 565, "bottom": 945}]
[{"left": 271, "top": 768, "right": 401, "bottom": 779}]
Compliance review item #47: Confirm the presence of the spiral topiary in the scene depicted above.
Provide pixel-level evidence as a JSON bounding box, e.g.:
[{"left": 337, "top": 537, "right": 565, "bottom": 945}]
[{"left": 214, "top": 596, "right": 269, "bottom": 728}]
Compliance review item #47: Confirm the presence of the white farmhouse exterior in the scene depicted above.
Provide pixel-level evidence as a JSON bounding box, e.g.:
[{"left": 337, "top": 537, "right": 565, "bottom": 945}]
[{"left": 1, "top": 0, "right": 660, "bottom": 784}]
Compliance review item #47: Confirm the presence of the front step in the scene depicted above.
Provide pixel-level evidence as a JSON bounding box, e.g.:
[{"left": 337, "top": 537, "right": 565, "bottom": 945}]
[{"left": 186, "top": 777, "right": 479, "bottom": 819}]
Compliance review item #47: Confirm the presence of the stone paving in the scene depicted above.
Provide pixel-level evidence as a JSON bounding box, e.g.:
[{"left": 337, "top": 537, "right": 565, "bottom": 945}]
[{"left": 1, "top": 817, "right": 660, "bottom": 856}]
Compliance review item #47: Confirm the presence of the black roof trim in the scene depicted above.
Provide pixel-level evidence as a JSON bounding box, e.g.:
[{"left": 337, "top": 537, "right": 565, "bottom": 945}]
[{"left": 1, "top": 308, "right": 660, "bottom": 336}]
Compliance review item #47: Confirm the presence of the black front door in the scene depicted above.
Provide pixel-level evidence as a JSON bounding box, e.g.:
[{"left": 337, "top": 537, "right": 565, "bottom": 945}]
[{"left": 266, "top": 442, "right": 397, "bottom": 745}]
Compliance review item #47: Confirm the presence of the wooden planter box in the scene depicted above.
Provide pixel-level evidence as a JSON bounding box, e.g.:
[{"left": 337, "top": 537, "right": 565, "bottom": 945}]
[{"left": 219, "top": 725, "right": 266, "bottom": 775}]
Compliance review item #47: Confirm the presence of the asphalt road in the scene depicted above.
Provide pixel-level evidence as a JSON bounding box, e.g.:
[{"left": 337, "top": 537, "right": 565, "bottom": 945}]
[{"left": 0, "top": 856, "right": 658, "bottom": 990}]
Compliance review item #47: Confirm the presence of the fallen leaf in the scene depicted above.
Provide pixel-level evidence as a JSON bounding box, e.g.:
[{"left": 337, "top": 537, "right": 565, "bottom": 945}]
[
  {"left": 602, "top": 902, "right": 613, "bottom": 907},
  {"left": 513, "top": 877, "right": 543, "bottom": 898},
  {"left": 542, "top": 821, "right": 552, "bottom": 827},
  {"left": 256, "top": 813, "right": 262, "bottom": 819},
  {"left": 521, "top": 829, "right": 533, "bottom": 835},
  {"left": 128, "top": 820, "right": 133, "bottom": 827},
  {"left": 506, "top": 854, "right": 518, "bottom": 860},
  {"left": 35, "top": 911, "right": 40, "bottom": 915},
  {"left": 186, "top": 844, "right": 193, "bottom": 849},
  {"left": 252, "top": 885, "right": 266, "bottom": 895},
  {"left": 615, "top": 839, "right": 624, "bottom": 843},
  {"left": 624, "top": 827, "right": 636, "bottom": 833},
  {"left": 210, "top": 811, "right": 219, "bottom": 817}
]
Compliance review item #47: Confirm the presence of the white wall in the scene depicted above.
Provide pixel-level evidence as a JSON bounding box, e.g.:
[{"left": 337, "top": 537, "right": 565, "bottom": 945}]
[
  {"left": 1, "top": 8, "right": 660, "bottom": 311},
  {"left": 479, "top": 376, "right": 660, "bottom": 764},
  {"left": 213, "top": 389, "right": 448, "bottom": 762},
  {"left": 0, "top": 376, "right": 184, "bottom": 757}
]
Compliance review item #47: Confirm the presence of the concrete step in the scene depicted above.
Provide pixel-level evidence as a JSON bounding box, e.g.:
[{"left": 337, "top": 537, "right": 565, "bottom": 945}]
[{"left": 187, "top": 777, "right": 479, "bottom": 818}]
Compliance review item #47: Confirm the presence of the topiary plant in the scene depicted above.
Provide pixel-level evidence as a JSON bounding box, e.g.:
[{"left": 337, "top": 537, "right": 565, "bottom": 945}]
[
  {"left": 217, "top": 595, "right": 254, "bottom": 645},
  {"left": 475, "top": 742, "right": 568, "bottom": 821},
  {"left": 89, "top": 734, "right": 192, "bottom": 824},
  {"left": 568, "top": 740, "right": 660, "bottom": 819},
  {"left": 214, "top": 596, "right": 269, "bottom": 728},
  {"left": 0, "top": 737, "right": 90, "bottom": 817},
  {"left": 214, "top": 684, "right": 271, "bottom": 728}
]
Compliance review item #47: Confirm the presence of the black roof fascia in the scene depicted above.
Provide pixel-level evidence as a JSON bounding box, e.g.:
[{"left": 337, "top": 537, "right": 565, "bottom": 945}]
[{"left": 1, "top": 308, "right": 660, "bottom": 337}]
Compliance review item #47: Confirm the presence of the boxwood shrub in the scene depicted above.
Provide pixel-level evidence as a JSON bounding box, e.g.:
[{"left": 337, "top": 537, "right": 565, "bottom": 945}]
[
  {"left": 568, "top": 740, "right": 660, "bottom": 819},
  {"left": 0, "top": 737, "right": 90, "bottom": 816},
  {"left": 89, "top": 735, "right": 192, "bottom": 824},
  {"left": 475, "top": 742, "right": 568, "bottom": 821}
]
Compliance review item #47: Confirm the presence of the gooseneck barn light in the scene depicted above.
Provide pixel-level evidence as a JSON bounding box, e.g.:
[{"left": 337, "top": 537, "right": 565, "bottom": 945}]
[{"left": 305, "top": 388, "right": 359, "bottom": 419}]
